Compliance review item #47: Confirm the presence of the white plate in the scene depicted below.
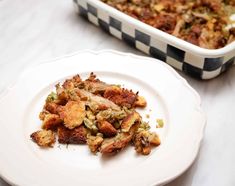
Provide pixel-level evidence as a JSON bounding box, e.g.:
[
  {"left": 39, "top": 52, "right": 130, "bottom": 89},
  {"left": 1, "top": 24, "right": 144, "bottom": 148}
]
[{"left": 0, "top": 50, "right": 206, "bottom": 186}]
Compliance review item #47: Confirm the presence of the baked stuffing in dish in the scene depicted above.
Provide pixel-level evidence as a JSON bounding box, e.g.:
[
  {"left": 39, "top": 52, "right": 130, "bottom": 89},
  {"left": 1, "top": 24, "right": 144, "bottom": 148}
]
[
  {"left": 101, "top": 0, "right": 235, "bottom": 49},
  {"left": 30, "top": 73, "right": 161, "bottom": 155}
]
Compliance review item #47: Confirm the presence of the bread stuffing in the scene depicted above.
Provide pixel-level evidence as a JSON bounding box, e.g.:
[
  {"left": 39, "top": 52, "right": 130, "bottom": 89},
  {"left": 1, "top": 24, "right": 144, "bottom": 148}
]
[
  {"left": 101, "top": 0, "right": 235, "bottom": 49},
  {"left": 30, "top": 73, "right": 161, "bottom": 155}
]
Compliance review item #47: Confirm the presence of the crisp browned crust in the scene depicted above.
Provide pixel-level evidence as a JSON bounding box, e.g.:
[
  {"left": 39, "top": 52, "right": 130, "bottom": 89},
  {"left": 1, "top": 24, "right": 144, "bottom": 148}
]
[
  {"left": 134, "top": 96, "right": 147, "bottom": 108},
  {"left": 30, "top": 130, "right": 55, "bottom": 147},
  {"left": 59, "top": 101, "right": 86, "bottom": 129},
  {"left": 103, "top": 86, "right": 138, "bottom": 108},
  {"left": 39, "top": 110, "right": 49, "bottom": 121},
  {"left": 121, "top": 112, "right": 141, "bottom": 132},
  {"left": 82, "top": 73, "right": 112, "bottom": 95},
  {"left": 55, "top": 84, "right": 69, "bottom": 104},
  {"left": 58, "top": 125, "right": 87, "bottom": 144},
  {"left": 44, "top": 102, "right": 61, "bottom": 114},
  {"left": 100, "top": 133, "right": 132, "bottom": 154},
  {"left": 62, "top": 74, "right": 82, "bottom": 89},
  {"left": 42, "top": 114, "right": 63, "bottom": 130},
  {"left": 87, "top": 135, "right": 104, "bottom": 153},
  {"left": 129, "top": 123, "right": 141, "bottom": 136},
  {"left": 133, "top": 130, "right": 161, "bottom": 155},
  {"left": 86, "top": 72, "right": 97, "bottom": 82},
  {"left": 97, "top": 121, "right": 117, "bottom": 137}
]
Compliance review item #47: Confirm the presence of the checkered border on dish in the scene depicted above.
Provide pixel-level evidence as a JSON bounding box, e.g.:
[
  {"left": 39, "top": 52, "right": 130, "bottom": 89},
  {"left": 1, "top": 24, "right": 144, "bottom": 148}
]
[{"left": 73, "top": 0, "right": 235, "bottom": 79}]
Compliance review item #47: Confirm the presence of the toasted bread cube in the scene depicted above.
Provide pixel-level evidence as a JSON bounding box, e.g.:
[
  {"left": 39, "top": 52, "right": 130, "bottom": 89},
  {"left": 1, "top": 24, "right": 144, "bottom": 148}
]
[
  {"left": 134, "top": 96, "right": 147, "bottom": 108},
  {"left": 148, "top": 133, "right": 161, "bottom": 146},
  {"left": 103, "top": 86, "right": 137, "bottom": 108},
  {"left": 59, "top": 101, "right": 86, "bottom": 129},
  {"left": 86, "top": 72, "right": 97, "bottom": 82},
  {"left": 100, "top": 133, "right": 132, "bottom": 154},
  {"left": 134, "top": 131, "right": 150, "bottom": 155},
  {"left": 98, "top": 121, "right": 117, "bottom": 137},
  {"left": 133, "top": 130, "right": 161, "bottom": 155},
  {"left": 42, "top": 114, "right": 63, "bottom": 130},
  {"left": 87, "top": 135, "right": 104, "bottom": 153},
  {"left": 142, "top": 146, "right": 151, "bottom": 155},
  {"left": 62, "top": 74, "right": 82, "bottom": 89},
  {"left": 57, "top": 125, "right": 87, "bottom": 144},
  {"left": 30, "top": 130, "right": 55, "bottom": 147},
  {"left": 121, "top": 112, "right": 141, "bottom": 132},
  {"left": 129, "top": 122, "right": 141, "bottom": 136},
  {"left": 55, "top": 84, "right": 69, "bottom": 104},
  {"left": 44, "top": 102, "right": 61, "bottom": 114},
  {"left": 62, "top": 79, "right": 75, "bottom": 90},
  {"left": 83, "top": 73, "right": 111, "bottom": 94},
  {"left": 39, "top": 110, "right": 49, "bottom": 121}
]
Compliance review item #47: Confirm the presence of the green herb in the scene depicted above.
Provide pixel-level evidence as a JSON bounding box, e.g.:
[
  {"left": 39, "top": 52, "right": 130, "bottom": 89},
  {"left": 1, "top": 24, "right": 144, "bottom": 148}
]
[
  {"left": 46, "top": 92, "right": 58, "bottom": 102},
  {"left": 156, "top": 119, "right": 164, "bottom": 128},
  {"left": 139, "top": 121, "right": 150, "bottom": 130},
  {"left": 84, "top": 118, "right": 98, "bottom": 134}
]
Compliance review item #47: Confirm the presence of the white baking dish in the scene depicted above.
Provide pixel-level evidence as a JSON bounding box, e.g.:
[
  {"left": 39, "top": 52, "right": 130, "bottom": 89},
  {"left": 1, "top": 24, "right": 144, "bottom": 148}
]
[{"left": 73, "top": 0, "right": 235, "bottom": 79}]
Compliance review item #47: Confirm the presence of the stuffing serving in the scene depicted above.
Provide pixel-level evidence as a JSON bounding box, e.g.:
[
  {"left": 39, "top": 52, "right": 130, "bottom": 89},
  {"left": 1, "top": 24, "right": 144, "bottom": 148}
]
[
  {"left": 101, "top": 0, "right": 235, "bottom": 49},
  {"left": 30, "top": 73, "right": 161, "bottom": 155}
]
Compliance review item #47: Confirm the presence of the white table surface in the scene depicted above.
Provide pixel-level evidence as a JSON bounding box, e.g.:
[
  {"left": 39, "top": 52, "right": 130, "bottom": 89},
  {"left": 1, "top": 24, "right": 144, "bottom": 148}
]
[{"left": 0, "top": 0, "right": 235, "bottom": 186}]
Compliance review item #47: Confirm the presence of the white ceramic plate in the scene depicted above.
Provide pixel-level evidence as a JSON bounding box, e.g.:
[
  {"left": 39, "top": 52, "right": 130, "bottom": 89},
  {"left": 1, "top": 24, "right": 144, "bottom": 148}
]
[{"left": 0, "top": 50, "right": 205, "bottom": 186}]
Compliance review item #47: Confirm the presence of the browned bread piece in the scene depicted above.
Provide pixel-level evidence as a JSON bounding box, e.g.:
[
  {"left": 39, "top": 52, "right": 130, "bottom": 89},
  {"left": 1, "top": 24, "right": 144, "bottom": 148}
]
[
  {"left": 103, "top": 86, "right": 137, "bottom": 108},
  {"left": 83, "top": 72, "right": 111, "bottom": 95},
  {"left": 44, "top": 102, "right": 61, "bottom": 114},
  {"left": 30, "top": 130, "right": 55, "bottom": 147},
  {"left": 55, "top": 84, "right": 69, "bottom": 104},
  {"left": 62, "top": 74, "right": 82, "bottom": 90},
  {"left": 100, "top": 132, "right": 132, "bottom": 154},
  {"left": 134, "top": 96, "right": 147, "bottom": 108},
  {"left": 59, "top": 101, "right": 86, "bottom": 129},
  {"left": 42, "top": 114, "right": 63, "bottom": 130},
  {"left": 121, "top": 112, "right": 141, "bottom": 132},
  {"left": 57, "top": 125, "right": 87, "bottom": 144},
  {"left": 133, "top": 130, "right": 161, "bottom": 155},
  {"left": 39, "top": 110, "right": 49, "bottom": 121},
  {"left": 87, "top": 135, "right": 104, "bottom": 153},
  {"left": 97, "top": 120, "right": 117, "bottom": 137}
]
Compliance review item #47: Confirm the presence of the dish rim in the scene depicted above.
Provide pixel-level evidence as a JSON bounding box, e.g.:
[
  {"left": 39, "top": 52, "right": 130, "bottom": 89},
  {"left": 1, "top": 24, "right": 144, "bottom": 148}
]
[{"left": 86, "top": 0, "right": 235, "bottom": 57}]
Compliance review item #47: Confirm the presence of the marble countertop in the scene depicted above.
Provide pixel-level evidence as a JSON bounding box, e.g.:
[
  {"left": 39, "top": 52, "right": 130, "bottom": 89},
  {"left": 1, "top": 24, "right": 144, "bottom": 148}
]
[{"left": 0, "top": 0, "right": 235, "bottom": 185}]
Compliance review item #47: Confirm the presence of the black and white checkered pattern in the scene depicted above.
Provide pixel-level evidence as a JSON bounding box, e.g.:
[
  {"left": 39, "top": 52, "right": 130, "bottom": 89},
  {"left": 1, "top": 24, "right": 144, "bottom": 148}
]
[{"left": 74, "top": 0, "right": 235, "bottom": 79}]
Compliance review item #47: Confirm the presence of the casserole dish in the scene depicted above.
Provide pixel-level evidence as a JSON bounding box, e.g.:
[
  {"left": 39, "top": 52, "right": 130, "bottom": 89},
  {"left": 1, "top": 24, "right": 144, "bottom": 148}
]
[{"left": 73, "top": 0, "right": 235, "bottom": 79}]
